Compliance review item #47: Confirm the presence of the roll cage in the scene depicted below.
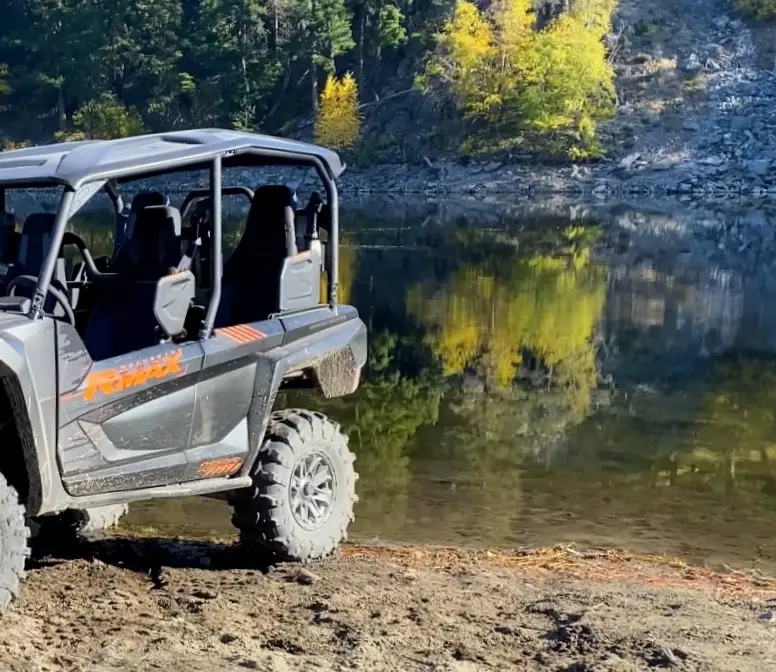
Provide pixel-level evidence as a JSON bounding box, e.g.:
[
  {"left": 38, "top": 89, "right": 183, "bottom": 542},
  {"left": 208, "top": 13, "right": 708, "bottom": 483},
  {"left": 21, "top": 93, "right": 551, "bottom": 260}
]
[{"left": 0, "top": 131, "right": 342, "bottom": 334}]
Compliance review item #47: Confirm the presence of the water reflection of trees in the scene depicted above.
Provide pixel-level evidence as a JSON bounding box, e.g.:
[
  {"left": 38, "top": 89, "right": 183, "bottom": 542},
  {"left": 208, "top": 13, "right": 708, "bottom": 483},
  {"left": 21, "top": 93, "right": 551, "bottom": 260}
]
[
  {"left": 282, "top": 331, "right": 442, "bottom": 538},
  {"left": 407, "top": 225, "right": 607, "bottom": 419},
  {"left": 289, "top": 220, "right": 610, "bottom": 539},
  {"left": 562, "top": 354, "right": 776, "bottom": 500},
  {"left": 682, "top": 356, "right": 776, "bottom": 497},
  {"left": 75, "top": 208, "right": 616, "bottom": 542}
]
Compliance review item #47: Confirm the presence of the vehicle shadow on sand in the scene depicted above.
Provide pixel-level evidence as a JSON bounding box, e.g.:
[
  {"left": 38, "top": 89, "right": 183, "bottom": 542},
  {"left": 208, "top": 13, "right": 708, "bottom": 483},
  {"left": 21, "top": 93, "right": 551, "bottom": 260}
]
[{"left": 29, "top": 533, "right": 279, "bottom": 581}]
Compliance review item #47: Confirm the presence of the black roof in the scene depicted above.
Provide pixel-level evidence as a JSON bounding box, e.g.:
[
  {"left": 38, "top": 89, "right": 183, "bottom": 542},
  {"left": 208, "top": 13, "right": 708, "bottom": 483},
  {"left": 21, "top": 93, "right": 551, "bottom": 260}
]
[{"left": 0, "top": 129, "right": 344, "bottom": 188}]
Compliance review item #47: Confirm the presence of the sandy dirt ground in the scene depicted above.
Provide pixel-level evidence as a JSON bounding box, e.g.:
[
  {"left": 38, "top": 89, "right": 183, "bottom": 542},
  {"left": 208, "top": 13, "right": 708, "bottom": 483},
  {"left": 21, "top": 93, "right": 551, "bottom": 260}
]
[{"left": 2, "top": 539, "right": 776, "bottom": 672}]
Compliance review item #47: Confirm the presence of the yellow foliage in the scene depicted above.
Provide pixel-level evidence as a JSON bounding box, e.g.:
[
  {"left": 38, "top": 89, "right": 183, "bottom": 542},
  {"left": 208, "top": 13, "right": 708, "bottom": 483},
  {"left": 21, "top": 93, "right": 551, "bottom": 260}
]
[
  {"left": 407, "top": 241, "right": 607, "bottom": 419},
  {"left": 733, "top": 0, "right": 776, "bottom": 18},
  {"left": 0, "top": 64, "right": 10, "bottom": 97},
  {"left": 2, "top": 139, "right": 30, "bottom": 151},
  {"left": 315, "top": 73, "right": 362, "bottom": 150},
  {"left": 418, "top": 0, "right": 616, "bottom": 157}
]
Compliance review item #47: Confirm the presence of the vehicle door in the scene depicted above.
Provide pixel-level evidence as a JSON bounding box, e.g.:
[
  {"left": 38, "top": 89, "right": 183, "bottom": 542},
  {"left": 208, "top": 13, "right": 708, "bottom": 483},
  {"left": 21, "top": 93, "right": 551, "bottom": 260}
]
[{"left": 55, "top": 321, "right": 203, "bottom": 497}]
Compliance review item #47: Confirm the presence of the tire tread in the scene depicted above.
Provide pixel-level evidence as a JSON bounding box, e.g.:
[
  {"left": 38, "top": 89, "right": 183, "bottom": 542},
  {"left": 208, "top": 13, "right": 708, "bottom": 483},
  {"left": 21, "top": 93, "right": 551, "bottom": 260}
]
[{"left": 232, "top": 409, "right": 357, "bottom": 563}]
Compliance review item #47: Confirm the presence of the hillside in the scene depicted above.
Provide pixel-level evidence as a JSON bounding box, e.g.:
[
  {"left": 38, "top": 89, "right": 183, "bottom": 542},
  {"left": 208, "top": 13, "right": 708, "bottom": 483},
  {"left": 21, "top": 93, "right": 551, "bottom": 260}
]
[{"left": 1, "top": 0, "right": 775, "bottom": 198}]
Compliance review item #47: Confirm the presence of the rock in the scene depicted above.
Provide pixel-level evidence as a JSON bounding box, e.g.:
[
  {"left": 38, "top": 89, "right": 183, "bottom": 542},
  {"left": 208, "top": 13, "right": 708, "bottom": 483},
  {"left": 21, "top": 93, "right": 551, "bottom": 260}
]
[
  {"left": 745, "top": 159, "right": 771, "bottom": 177},
  {"left": 192, "top": 589, "right": 218, "bottom": 600},
  {"left": 760, "top": 611, "right": 776, "bottom": 623},
  {"left": 294, "top": 568, "right": 319, "bottom": 586},
  {"left": 220, "top": 633, "right": 238, "bottom": 644},
  {"left": 619, "top": 153, "right": 641, "bottom": 169},
  {"left": 731, "top": 116, "right": 752, "bottom": 132},
  {"left": 604, "top": 34, "right": 620, "bottom": 53},
  {"left": 683, "top": 120, "right": 701, "bottom": 132},
  {"left": 744, "top": 210, "right": 768, "bottom": 229},
  {"left": 651, "top": 158, "right": 679, "bottom": 171},
  {"left": 630, "top": 53, "right": 652, "bottom": 65},
  {"left": 452, "top": 645, "right": 476, "bottom": 661},
  {"left": 683, "top": 53, "right": 702, "bottom": 72}
]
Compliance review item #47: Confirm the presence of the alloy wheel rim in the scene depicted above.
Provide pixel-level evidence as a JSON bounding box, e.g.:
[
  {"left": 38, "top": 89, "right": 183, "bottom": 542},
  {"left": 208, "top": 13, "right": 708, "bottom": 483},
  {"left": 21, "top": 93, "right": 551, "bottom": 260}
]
[{"left": 289, "top": 451, "right": 336, "bottom": 530}]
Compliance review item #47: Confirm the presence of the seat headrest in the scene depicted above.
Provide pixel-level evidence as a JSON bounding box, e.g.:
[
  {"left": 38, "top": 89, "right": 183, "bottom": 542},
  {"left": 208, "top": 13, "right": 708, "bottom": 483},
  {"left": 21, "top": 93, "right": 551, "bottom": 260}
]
[
  {"left": 16, "top": 213, "right": 57, "bottom": 272},
  {"left": 120, "top": 205, "right": 181, "bottom": 279},
  {"left": 0, "top": 212, "right": 16, "bottom": 230},
  {"left": 254, "top": 185, "right": 297, "bottom": 209},
  {"left": 21, "top": 212, "right": 56, "bottom": 234},
  {"left": 318, "top": 203, "right": 331, "bottom": 232},
  {"left": 131, "top": 191, "right": 170, "bottom": 213},
  {"left": 0, "top": 213, "right": 18, "bottom": 264},
  {"left": 240, "top": 185, "right": 297, "bottom": 257},
  {"left": 144, "top": 204, "right": 181, "bottom": 236},
  {"left": 305, "top": 192, "right": 323, "bottom": 212}
]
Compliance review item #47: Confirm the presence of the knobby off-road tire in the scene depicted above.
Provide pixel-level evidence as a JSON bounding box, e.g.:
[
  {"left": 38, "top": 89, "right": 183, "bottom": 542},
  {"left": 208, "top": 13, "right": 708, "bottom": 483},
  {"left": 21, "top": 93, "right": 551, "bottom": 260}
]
[
  {"left": 0, "top": 473, "right": 30, "bottom": 614},
  {"left": 232, "top": 409, "right": 358, "bottom": 563}
]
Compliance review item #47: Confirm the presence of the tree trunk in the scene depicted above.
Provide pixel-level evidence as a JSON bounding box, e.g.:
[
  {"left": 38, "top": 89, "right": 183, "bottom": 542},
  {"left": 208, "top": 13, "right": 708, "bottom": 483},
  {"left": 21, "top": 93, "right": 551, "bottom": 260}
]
[
  {"left": 57, "top": 85, "right": 66, "bottom": 131},
  {"left": 271, "top": 0, "right": 279, "bottom": 56},
  {"left": 357, "top": 10, "right": 365, "bottom": 98},
  {"left": 311, "top": 58, "right": 318, "bottom": 115}
]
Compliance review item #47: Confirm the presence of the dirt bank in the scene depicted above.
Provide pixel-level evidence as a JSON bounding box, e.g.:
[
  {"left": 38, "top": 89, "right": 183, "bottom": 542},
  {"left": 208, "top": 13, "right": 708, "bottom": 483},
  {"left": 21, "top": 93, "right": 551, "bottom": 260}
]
[{"left": 2, "top": 540, "right": 775, "bottom": 671}]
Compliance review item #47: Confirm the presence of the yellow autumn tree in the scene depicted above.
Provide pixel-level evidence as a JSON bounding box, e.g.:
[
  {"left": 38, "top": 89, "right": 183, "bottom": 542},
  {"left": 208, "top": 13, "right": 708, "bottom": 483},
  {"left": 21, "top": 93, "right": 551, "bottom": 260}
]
[
  {"left": 314, "top": 73, "right": 362, "bottom": 150},
  {"left": 416, "top": 0, "right": 616, "bottom": 157}
]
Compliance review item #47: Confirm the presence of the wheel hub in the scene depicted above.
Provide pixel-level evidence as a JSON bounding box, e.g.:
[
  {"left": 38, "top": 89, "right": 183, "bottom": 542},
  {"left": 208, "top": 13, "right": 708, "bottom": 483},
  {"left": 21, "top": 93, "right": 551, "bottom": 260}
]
[{"left": 289, "top": 451, "right": 336, "bottom": 530}]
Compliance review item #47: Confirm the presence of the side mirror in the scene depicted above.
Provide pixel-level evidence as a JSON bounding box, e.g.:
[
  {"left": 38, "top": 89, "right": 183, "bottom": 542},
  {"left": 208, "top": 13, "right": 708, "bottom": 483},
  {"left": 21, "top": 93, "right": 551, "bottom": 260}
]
[{"left": 154, "top": 270, "right": 195, "bottom": 338}]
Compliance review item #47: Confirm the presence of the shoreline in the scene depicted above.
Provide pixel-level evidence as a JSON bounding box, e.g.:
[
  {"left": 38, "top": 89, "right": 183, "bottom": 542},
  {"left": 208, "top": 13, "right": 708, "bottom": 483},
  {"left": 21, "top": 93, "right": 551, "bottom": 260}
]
[
  {"left": 6, "top": 537, "right": 776, "bottom": 671},
  {"left": 105, "top": 158, "right": 776, "bottom": 202}
]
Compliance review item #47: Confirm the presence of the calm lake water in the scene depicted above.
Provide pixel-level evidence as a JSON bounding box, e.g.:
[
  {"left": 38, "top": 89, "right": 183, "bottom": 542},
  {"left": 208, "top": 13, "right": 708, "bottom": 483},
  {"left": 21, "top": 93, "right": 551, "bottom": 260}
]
[{"left": 45, "top": 194, "right": 776, "bottom": 572}]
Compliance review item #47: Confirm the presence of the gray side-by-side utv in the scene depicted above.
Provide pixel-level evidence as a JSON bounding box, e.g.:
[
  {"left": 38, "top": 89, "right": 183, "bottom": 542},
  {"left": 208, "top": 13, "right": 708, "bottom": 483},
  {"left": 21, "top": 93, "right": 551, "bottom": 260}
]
[{"left": 0, "top": 129, "right": 366, "bottom": 613}]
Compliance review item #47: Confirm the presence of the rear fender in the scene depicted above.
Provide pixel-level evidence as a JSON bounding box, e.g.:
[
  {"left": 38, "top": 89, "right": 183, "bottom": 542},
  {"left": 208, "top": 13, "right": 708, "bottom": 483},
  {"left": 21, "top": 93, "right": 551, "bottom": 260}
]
[{"left": 243, "top": 316, "right": 366, "bottom": 476}]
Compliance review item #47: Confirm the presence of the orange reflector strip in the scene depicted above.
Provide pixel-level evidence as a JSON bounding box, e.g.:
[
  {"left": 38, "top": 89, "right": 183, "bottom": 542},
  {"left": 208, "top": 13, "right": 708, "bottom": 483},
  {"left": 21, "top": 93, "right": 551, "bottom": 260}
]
[
  {"left": 198, "top": 457, "right": 243, "bottom": 478},
  {"left": 215, "top": 325, "right": 266, "bottom": 344}
]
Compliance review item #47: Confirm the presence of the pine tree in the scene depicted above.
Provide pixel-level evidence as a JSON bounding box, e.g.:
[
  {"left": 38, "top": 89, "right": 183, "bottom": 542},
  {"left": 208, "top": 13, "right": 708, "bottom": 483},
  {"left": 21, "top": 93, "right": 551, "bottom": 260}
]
[{"left": 289, "top": 0, "right": 354, "bottom": 114}]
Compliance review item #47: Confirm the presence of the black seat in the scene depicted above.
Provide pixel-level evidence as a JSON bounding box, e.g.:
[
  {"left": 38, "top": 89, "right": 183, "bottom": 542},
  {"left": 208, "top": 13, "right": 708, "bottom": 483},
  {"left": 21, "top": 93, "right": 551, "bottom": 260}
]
[
  {"left": 4, "top": 213, "right": 70, "bottom": 314},
  {"left": 131, "top": 191, "right": 169, "bottom": 214},
  {"left": 0, "top": 213, "right": 19, "bottom": 265},
  {"left": 295, "top": 192, "right": 323, "bottom": 252},
  {"left": 215, "top": 185, "right": 297, "bottom": 326},
  {"left": 112, "top": 192, "right": 172, "bottom": 260},
  {"left": 85, "top": 205, "right": 182, "bottom": 360}
]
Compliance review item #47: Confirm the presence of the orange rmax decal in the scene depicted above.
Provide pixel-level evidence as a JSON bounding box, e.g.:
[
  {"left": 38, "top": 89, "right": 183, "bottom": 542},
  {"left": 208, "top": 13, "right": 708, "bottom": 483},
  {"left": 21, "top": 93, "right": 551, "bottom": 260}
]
[
  {"left": 82, "top": 349, "right": 184, "bottom": 402},
  {"left": 198, "top": 457, "right": 243, "bottom": 478},
  {"left": 215, "top": 325, "right": 266, "bottom": 345}
]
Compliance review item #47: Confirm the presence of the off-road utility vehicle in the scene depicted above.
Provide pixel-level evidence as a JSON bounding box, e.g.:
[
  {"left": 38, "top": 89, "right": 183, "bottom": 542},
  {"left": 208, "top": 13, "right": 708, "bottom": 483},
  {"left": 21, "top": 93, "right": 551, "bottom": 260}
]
[{"left": 0, "top": 129, "right": 366, "bottom": 612}]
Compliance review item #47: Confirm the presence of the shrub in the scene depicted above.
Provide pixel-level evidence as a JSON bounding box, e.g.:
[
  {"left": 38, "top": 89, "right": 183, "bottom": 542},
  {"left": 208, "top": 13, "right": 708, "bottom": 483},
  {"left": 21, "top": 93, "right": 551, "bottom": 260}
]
[
  {"left": 57, "top": 93, "right": 144, "bottom": 141},
  {"left": 733, "top": 0, "right": 776, "bottom": 19},
  {"left": 416, "top": 0, "right": 616, "bottom": 158}
]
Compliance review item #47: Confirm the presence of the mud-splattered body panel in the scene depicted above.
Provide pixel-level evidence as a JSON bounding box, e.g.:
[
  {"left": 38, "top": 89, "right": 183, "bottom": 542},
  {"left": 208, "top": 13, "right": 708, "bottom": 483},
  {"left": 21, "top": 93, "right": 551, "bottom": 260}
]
[{"left": 51, "top": 306, "right": 365, "bottom": 501}]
